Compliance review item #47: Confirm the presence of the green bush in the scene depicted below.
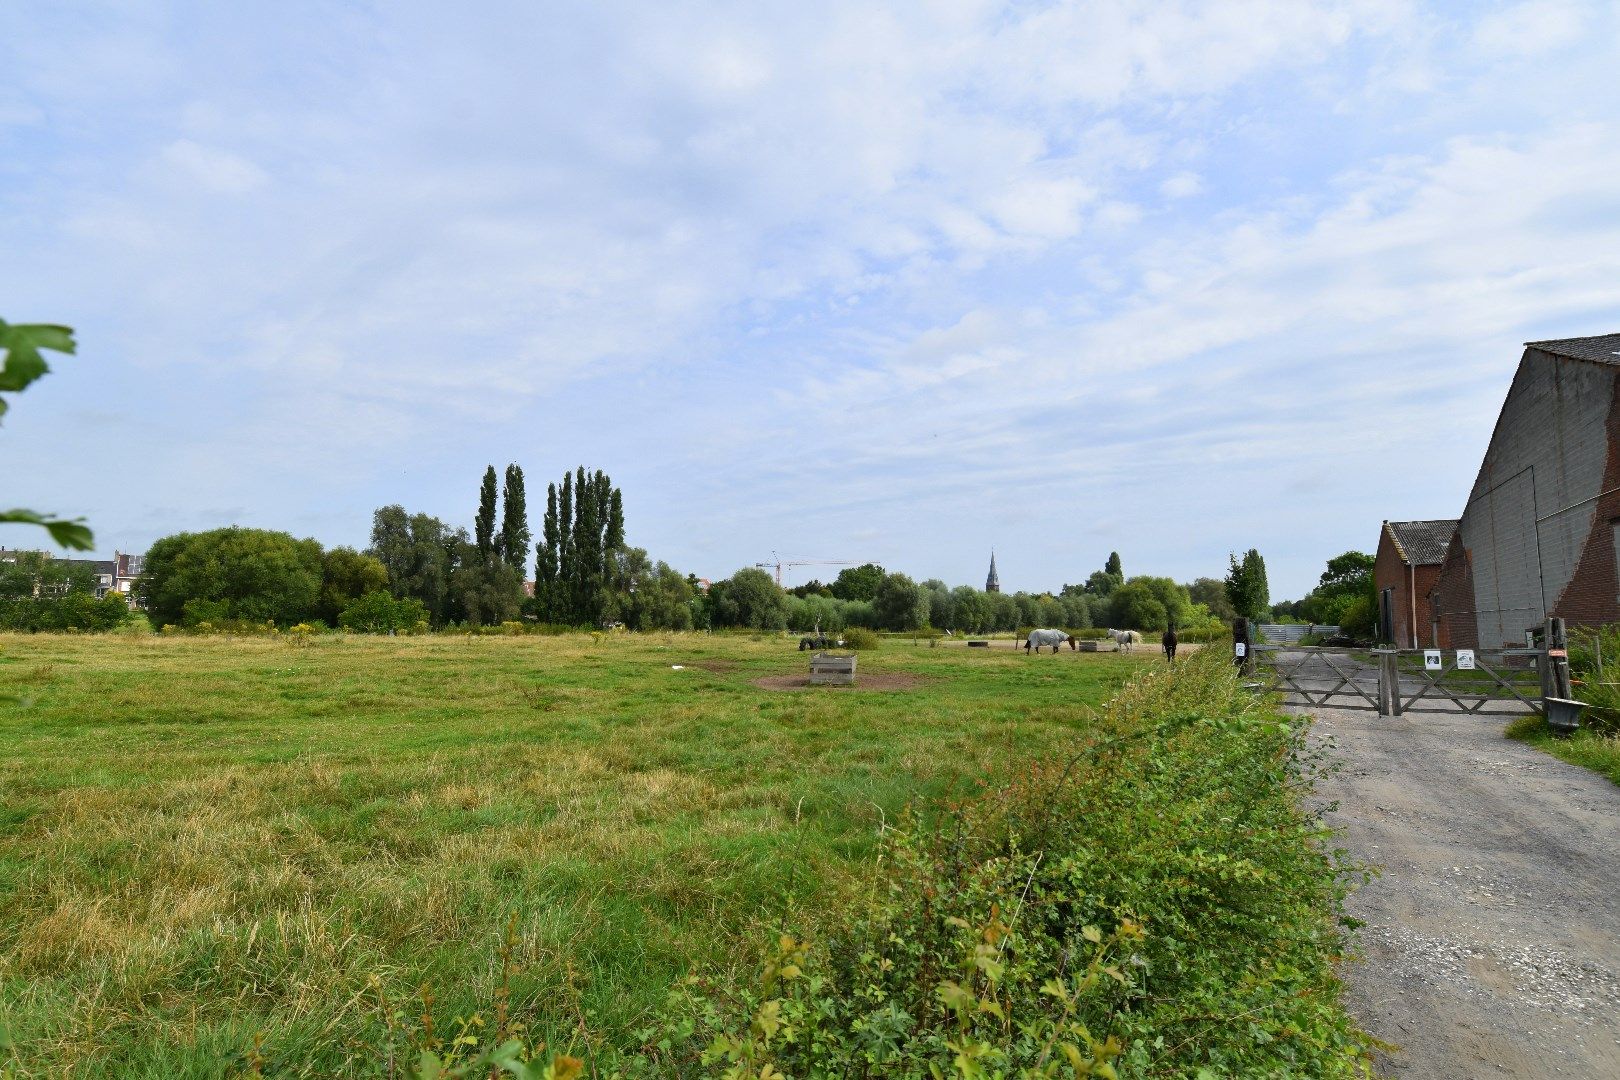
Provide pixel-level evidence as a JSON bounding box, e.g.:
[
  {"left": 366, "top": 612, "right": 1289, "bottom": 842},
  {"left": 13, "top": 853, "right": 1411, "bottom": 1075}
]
[
  {"left": 1069, "top": 627, "right": 1112, "bottom": 640},
  {"left": 339, "top": 590, "right": 430, "bottom": 634},
  {"left": 841, "top": 626, "right": 880, "bottom": 650},
  {"left": 1570, "top": 624, "right": 1620, "bottom": 734}
]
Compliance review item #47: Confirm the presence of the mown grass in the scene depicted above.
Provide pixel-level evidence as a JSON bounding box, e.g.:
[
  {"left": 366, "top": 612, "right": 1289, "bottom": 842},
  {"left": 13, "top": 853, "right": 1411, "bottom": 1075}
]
[
  {"left": 0, "top": 632, "right": 1142, "bottom": 1076},
  {"left": 1505, "top": 714, "right": 1620, "bottom": 785}
]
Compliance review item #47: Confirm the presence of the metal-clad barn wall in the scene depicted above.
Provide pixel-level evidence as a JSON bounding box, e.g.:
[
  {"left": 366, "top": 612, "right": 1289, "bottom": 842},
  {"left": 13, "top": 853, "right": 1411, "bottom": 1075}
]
[{"left": 1434, "top": 344, "right": 1619, "bottom": 647}]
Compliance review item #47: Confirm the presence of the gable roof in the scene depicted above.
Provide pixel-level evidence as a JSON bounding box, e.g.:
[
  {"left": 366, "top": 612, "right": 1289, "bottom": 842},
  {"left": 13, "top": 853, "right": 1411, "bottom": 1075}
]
[
  {"left": 1524, "top": 333, "right": 1620, "bottom": 365},
  {"left": 1383, "top": 519, "right": 1457, "bottom": 566}
]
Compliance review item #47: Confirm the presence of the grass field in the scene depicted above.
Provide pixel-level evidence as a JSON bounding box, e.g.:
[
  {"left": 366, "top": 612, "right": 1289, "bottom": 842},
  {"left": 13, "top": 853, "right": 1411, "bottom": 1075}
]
[{"left": 0, "top": 633, "right": 1143, "bottom": 1075}]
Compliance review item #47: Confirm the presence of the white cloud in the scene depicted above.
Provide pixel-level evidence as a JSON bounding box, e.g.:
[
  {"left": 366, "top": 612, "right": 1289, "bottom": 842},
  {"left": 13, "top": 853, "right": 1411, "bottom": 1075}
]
[
  {"left": 156, "top": 139, "right": 268, "bottom": 194},
  {"left": 1160, "top": 171, "right": 1203, "bottom": 199},
  {"left": 1473, "top": 0, "right": 1588, "bottom": 58}
]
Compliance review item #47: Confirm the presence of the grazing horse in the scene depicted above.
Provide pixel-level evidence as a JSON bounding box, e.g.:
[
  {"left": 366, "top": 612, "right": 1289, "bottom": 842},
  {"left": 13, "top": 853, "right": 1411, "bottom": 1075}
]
[
  {"left": 1025, "top": 628, "right": 1073, "bottom": 654},
  {"left": 1109, "top": 629, "right": 1139, "bottom": 652}
]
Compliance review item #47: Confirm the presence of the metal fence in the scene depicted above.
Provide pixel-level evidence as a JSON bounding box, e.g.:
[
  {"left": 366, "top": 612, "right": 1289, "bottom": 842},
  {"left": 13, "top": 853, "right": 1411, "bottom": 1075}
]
[{"left": 1256, "top": 623, "right": 1341, "bottom": 643}]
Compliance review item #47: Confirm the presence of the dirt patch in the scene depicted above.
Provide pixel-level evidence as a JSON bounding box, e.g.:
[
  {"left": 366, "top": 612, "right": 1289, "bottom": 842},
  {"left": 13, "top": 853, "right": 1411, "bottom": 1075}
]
[
  {"left": 683, "top": 660, "right": 739, "bottom": 674},
  {"left": 752, "top": 672, "right": 927, "bottom": 691}
]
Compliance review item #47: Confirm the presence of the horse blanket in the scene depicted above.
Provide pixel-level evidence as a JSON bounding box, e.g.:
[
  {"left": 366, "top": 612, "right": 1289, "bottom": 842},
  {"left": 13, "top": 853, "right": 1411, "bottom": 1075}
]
[{"left": 1026, "top": 628, "right": 1070, "bottom": 653}]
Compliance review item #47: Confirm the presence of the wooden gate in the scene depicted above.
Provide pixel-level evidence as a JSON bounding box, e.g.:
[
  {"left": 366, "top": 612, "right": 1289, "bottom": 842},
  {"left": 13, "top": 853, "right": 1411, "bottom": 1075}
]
[{"left": 1237, "top": 618, "right": 1568, "bottom": 718}]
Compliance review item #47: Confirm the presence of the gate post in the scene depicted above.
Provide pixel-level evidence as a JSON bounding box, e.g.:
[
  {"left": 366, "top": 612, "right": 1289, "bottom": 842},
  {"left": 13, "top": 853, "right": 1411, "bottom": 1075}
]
[
  {"left": 1541, "top": 617, "right": 1572, "bottom": 705},
  {"left": 1375, "top": 649, "right": 1402, "bottom": 717},
  {"left": 1232, "top": 618, "right": 1254, "bottom": 676}
]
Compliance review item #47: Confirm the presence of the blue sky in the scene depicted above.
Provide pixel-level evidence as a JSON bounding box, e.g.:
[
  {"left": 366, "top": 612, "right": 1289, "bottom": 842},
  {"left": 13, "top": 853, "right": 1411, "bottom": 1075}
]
[{"left": 3, "top": 1, "right": 1618, "bottom": 599}]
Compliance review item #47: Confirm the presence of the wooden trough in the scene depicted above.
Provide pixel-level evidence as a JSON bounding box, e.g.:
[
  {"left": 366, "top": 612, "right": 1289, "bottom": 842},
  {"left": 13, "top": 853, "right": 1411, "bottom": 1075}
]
[{"left": 809, "top": 652, "right": 857, "bottom": 686}]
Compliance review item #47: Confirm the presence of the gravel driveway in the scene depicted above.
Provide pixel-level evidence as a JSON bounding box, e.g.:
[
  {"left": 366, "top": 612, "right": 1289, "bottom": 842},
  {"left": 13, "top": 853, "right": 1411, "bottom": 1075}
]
[{"left": 1305, "top": 703, "right": 1620, "bottom": 1078}]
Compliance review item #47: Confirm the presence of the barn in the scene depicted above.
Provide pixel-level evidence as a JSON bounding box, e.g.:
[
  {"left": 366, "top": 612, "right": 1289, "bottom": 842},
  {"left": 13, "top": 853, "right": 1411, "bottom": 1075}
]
[
  {"left": 1374, "top": 519, "right": 1456, "bottom": 648},
  {"left": 1431, "top": 333, "right": 1620, "bottom": 648}
]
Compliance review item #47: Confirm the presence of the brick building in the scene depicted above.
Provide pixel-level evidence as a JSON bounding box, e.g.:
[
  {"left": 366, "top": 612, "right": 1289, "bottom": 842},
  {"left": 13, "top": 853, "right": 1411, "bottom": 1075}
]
[
  {"left": 1432, "top": 333, "right": 1620, "bottom": 648},
  {"left": 1374, "top": 519, "right": 1455, "bottom": 647}
]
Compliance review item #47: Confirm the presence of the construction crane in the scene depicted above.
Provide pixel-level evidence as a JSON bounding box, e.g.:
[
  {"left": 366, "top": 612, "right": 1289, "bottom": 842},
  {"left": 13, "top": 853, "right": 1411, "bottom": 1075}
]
[{"left": 754, "top": 552, "right": 865, "bottom": 588}]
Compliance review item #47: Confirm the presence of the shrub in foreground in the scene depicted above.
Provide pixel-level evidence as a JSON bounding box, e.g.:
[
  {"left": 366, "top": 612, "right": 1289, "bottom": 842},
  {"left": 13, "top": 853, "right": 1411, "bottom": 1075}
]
[{"left": 840, "top": 626, "right": 880, "bottom": 650}]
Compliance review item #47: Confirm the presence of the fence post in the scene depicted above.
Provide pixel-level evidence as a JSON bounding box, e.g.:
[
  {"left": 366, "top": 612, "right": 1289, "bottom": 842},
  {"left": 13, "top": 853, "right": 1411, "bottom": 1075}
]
[
  {"left": 1375, "top": 649, "right": 1402, "bottom": 717},
  {"left": 1542, "top": 617, "right": 1572, "bottom": 704},
  {"left": 1232, "top": 618, "right": 1254, "bottom": 676}
]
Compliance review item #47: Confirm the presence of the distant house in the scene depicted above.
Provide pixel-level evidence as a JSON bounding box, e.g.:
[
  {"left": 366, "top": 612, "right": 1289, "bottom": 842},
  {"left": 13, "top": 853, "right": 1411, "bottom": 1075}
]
[
  {"left": 1374, "top": 520, "right": 1456, "bottom": 647},
  {"left": 114, "top": 551, "right": 145, "bottom": 605},
  {"left": 0, "top": 547, "right": 145, "bottom": 603},
  {"left": 1432, "top": 333, "right": 1620, "bottom": 648}
]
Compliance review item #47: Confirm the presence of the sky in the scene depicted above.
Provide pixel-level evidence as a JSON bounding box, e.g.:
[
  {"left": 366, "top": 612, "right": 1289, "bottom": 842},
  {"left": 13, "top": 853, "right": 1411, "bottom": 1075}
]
[{"left": 2, "top": 1, "right": 1618, "bottom": 599}]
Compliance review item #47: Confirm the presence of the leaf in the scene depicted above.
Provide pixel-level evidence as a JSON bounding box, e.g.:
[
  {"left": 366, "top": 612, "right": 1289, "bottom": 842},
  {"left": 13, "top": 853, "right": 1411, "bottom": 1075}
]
[
  {"left": 0, "top": 509, "right": 95, "bottom": 551},
  {"left": 0, "top": 321, "right": 76, "bottom": 394},
  {"left": 936, "top": 979, "right": 976, "bottom": 1014},
  {"left": 414, "top": 1049, "right": 445, "bottom": 1080},
  {"left": 1081, "top": 925, "right": 1103, "bottom": 944},
  {"left": 544, "top": 1054, "right": 585, "bottom": 1080}
]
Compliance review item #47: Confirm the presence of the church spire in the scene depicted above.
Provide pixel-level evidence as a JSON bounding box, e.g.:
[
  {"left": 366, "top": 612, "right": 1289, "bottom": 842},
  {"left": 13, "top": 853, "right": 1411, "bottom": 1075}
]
[{"left": 985, "top": 551, "right": 1000, "bottom": 593}]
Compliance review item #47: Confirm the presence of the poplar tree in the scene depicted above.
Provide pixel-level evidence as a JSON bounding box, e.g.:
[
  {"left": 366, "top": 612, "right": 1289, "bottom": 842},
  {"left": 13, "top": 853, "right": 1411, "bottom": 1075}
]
[
  {"left": 530, "top": 466, "right": 628, "bottom": 625},
  {"left": 475, "top": 466, "right": 498, "bottom": 566},
  {"left": 499, "top": 463, "right": 529, "bottom": 572}
]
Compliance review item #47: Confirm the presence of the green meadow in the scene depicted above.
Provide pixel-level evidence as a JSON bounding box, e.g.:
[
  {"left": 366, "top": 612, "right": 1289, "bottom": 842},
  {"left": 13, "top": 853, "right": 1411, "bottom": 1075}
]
[{"left": 0, "top": 633, "right": 1141, "bottom": 1075}]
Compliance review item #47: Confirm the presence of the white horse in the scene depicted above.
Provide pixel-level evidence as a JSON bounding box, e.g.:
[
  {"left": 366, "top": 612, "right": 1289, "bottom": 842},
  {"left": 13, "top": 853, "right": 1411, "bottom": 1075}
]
[
  {"left": 1109, "top": 629, "right": 1140, "bottom": 652},
  {"left": 1025, "top": 628, "right": 1073, "bottom": 653}
]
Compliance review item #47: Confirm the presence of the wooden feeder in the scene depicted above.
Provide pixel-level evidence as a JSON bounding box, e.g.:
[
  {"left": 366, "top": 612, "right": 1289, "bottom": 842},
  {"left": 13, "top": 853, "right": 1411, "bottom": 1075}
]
[{"left": 809, "top": 652, "right": 856, "bottom": 686}]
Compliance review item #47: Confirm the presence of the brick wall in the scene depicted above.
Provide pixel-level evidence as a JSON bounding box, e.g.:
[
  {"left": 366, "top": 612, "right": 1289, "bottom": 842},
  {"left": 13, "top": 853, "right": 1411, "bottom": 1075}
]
[{"left": 1374, "top": 527, "right": 1448, "bottom": 648}]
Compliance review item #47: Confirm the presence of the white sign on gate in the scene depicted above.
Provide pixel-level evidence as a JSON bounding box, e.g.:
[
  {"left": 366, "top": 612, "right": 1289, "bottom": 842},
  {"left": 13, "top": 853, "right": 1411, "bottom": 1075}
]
[
  {"left": 1234, "top": 642, "right": 1247, "bottom": 658},
  {"left": 1456, "top": 649, "right": 1476, "bottom": 670},
  {"left": 1424, "top": 649, "right": 1443, "bottom": 671}
]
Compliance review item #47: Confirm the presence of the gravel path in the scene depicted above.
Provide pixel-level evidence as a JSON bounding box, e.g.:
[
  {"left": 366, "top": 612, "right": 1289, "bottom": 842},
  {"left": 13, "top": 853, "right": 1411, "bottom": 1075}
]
[{"left": 1305, "top": 703, "right": 1620, "bottom": 1078}]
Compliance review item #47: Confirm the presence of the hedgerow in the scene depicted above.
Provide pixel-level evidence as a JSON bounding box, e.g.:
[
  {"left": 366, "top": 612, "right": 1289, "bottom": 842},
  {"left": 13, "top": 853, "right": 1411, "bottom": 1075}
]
[{"left": 393, "top": 648, "right": 1371, "bottom": 1078}]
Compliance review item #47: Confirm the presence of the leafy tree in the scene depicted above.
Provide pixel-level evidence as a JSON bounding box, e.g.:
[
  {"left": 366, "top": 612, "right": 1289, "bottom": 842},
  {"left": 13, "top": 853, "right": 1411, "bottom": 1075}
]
[
  {"left": 790, "top": 579, "right": 833, "bottom": 598},
  {"left": 369, "top": 506, "right": 455, "bottom": 624},
  {"left": 499, "top": 464, "right": 529, "bottom": 572},
  {"left": 1224, "top": 549, "right": 1271, "bottom": 623},
  {"left": 475, "top": 466, "right": 499, "bottom": 564},
  {"left": 319, "top": 547, "right": 388, "bottom": 626},
  {"left": 443, "top": 527, "right": 521, "bottom": 627},
  {"left": 1105, "top": 551, "right": 1122, "bottom": 578},
  {"left": 1109, "top": 582, "right": 1167, "bottom": 632},
  {"left": 873, "top": 571, "right": 929, "bottom": 631},
  {"left": 711, "top": 567, "right": 788, "bottom": 629},
  {"left": 1109, "top": 577, "right": 1192, "bottom": 630},
  {"left": 1187, "top": 577, "right": 1237, "bottom": 623},
  {"left": 1084, "top": 569, "right": 1121, "bottom": 597},
  {"left": 138, "top": 527, "right": 324, "bottom": 627},
  {"left": 617, "top": 550, "right": 695, "bottom": 631},
  {"left": 1, "top": 319, "right": 92, "bottom": 549},
  {"left": 339, "top": 590, "right": 429, "bottom": 634},
  {"left": 830, "top": 563, "right": 885, "bottom": 602},
  {"left": 948, "top": 585, "right": 988, "bottom": 632},
  {"left": 1318, "top": 551, "right": 1375, "bottom": 594}
]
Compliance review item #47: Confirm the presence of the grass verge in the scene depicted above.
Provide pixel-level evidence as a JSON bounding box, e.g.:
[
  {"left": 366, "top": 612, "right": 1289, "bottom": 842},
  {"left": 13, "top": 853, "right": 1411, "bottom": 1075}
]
[{"left": 1504, "top": 714, "right": 1620, "bottom": 785}]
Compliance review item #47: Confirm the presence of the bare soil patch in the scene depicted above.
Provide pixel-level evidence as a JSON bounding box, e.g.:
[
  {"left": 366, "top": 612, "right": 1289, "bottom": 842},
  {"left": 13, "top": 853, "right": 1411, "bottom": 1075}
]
[
  {"left": 752, "top": 672, "right": 927, "bottom": 692},
  {"left": 684, "top": 660, "right": 739, "bottom": 674}
]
